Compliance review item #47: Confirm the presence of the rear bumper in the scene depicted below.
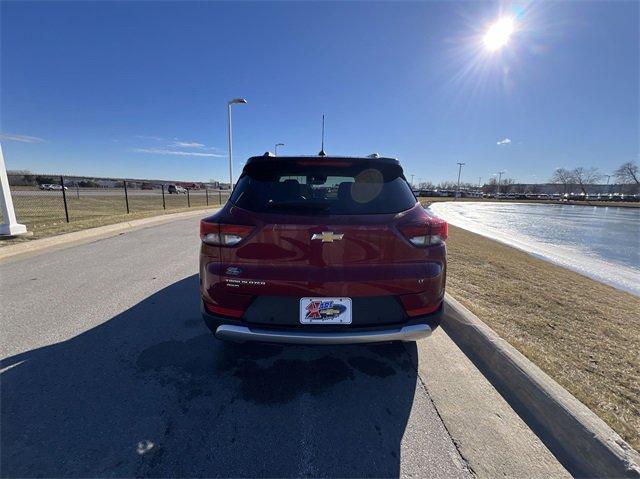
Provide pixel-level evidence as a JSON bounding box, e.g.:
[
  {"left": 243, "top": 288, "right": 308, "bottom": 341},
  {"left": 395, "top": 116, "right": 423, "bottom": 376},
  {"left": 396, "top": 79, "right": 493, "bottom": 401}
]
[
  {"left": 215, "top": 323, "right": 431, "bottom": 344},
  {"left": 201, "top": 300, "right": 443, "bottom": 345}
]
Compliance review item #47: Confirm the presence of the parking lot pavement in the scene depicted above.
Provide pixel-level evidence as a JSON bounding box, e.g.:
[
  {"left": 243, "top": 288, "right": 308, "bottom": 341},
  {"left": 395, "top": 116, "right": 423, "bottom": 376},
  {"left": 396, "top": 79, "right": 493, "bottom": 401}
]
[{"left": 0, "top": 216, "right": 565, "bottom": 478}]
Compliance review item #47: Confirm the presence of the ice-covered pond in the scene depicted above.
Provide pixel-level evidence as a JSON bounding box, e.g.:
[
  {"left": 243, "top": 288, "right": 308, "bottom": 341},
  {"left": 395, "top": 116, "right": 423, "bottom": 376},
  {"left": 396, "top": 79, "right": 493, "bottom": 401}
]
[{"left": 428, "top": 202, "right": 640, "bottom": 296}]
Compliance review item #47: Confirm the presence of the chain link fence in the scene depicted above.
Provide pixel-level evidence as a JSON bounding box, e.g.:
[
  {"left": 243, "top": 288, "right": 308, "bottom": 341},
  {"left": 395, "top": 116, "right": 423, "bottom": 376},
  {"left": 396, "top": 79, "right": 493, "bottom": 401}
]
[{"left": 4, "top": 173, "right": 230, "bottom": 232}]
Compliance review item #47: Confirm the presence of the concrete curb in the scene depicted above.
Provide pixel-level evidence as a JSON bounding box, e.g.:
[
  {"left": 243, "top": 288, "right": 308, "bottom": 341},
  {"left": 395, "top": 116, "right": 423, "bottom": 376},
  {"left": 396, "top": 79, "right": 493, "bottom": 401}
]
[
  {"left": 0, "top": 208, "right": 219, "bottom": 262},
  {"left": 442, "top": 293, "right": 640, "bottom": 478}
]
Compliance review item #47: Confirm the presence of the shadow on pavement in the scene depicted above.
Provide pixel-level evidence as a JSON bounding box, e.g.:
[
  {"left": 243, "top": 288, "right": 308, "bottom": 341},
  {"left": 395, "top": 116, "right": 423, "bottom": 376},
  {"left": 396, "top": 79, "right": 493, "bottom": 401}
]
[{"left": 1, "top": 275, "right": 418, "bottom": 478}]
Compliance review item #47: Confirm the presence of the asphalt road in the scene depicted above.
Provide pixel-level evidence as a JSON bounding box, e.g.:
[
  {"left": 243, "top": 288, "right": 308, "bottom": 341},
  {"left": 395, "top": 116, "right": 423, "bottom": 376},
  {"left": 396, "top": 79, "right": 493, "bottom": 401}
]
[{"left": 0, "top": 216, "right": 472, "bottom": 478}]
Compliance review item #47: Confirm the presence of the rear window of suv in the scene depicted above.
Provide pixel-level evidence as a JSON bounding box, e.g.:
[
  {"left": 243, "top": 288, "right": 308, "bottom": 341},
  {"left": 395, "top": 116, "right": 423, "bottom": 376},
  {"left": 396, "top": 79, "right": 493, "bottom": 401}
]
[{"left": 230, "top": 159, "right": 417, "bottom": 215}]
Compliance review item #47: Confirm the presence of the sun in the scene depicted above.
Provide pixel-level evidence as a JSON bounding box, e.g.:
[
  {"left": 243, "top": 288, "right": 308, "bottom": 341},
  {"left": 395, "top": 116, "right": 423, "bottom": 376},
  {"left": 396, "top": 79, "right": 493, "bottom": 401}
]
[{"left": 483, "top": 17, "right": 516, "bottom": 51}]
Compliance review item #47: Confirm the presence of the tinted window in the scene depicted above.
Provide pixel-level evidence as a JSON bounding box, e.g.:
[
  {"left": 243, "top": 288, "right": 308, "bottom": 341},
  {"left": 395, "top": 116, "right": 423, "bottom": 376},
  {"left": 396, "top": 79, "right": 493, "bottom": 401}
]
[{"left": 230, "top": 160, "right": 416, "bottom": 215}]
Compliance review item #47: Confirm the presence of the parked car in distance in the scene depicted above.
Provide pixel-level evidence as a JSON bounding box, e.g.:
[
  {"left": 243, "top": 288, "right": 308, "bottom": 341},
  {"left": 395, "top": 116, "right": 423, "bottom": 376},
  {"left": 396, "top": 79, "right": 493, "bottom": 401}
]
[
  {"left": 199, "top": 153, "right": 448, "bottom": 345},
  {"left": 39, "top": 184, "right": 67, "bottom": 191},
  {"left": 167, "top": 184, "right": 187, "bottom": 194}
]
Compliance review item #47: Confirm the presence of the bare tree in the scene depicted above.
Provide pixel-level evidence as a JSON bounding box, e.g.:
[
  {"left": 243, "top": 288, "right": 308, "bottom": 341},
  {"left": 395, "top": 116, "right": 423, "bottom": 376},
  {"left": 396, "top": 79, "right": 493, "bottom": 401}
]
[
  {"left": 437, "top": 181, "right": 456, "bottom": 190},
  {"left": 571, "top": 167, "right": 601, "bottom": 195},
  {"left": 512, "top": 183, "right": 529, "bottom": 194},
  {"left": 418, "top": 181, "right": 434, "bottom": 189},
  {"left": 500, "top": 178, "right": 515, "bottom": 194},
  {"left": 614, "top": 161, "right": 639, "bottom": 185},
  {"left": 550, "top": 168, "right": 573, "bottom": 194},
  {"left": 483, "top": 178, "right": 498, "bottom": 194}
]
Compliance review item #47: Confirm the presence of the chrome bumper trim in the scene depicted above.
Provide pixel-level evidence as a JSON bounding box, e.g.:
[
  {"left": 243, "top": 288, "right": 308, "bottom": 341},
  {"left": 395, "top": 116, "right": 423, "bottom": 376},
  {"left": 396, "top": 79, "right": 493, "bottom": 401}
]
[{"left": 215, "top": 324, "right": 431, "bottom": 344}]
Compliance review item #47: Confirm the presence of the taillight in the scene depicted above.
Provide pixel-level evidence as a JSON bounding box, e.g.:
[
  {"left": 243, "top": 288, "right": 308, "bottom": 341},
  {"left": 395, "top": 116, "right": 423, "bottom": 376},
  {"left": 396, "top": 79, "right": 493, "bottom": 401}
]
[
  {"left": 200, "top": 221, "right": 254, "bottom": 246},
  {"left": 399, "top": 218, "right": 448, "bottom": 246},
  {"left": 429, "top": 217, "right": 448, "bottom": 244}
]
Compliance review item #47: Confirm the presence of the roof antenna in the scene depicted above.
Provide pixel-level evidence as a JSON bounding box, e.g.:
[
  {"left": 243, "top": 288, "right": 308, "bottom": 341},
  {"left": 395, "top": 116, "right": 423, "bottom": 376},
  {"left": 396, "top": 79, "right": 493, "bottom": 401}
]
[{"left": 318, "top": 114, "right": 326, "bottom": 157}]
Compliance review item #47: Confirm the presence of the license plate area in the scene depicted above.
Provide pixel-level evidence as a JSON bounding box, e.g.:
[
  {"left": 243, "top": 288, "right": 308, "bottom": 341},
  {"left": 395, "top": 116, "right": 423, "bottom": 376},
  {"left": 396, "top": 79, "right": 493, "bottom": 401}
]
[{"left": 299, "top": 297, "right": 352, "bottom": 324}]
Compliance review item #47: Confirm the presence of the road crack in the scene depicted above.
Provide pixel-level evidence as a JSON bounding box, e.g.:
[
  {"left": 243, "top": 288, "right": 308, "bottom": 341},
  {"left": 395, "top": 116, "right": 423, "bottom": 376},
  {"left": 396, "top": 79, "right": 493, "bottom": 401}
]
[{"left": 402, "top": 342, "right": 477, "bottom": 478}]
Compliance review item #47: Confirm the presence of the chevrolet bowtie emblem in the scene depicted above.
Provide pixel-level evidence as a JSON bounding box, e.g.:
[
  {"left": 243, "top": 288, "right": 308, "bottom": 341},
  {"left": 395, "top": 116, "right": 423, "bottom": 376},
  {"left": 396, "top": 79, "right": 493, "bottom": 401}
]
[{"left": 311, "top": 231, "right": 344, "bottom": 243}]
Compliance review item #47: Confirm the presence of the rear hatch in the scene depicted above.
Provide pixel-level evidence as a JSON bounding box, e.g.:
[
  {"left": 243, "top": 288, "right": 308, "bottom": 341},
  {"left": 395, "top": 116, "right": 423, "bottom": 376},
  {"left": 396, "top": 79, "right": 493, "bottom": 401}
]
[{"left": 201, "top": 157, "right": 447, "bottom": 324}]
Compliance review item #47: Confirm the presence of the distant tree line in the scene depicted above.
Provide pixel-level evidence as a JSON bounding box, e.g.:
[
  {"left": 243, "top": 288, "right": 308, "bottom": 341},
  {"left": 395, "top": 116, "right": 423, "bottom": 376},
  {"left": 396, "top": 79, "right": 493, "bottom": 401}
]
[
  {"left": 482, "top": 177, "right": 516, "bottom": 194},
  {"left": 7, "top": 171, "right": 105, "bottom": 188},
  {"left": 414, "top": 178, "right": 517, "bottom": 194},
  {"left": 550, "top": 160, "right": 639, "bottom": 195},
  {"left": 412, "top": 159, "right": 639, "bottom": 196},
  {"left": 7, "top": 171, "right": 62, "bottom": 187},
  {"left": 415, "top": 180, "right": 482, "bottom": 190},
  {"left": 6, "top": 171, "right": 215, "bottom": 190}
]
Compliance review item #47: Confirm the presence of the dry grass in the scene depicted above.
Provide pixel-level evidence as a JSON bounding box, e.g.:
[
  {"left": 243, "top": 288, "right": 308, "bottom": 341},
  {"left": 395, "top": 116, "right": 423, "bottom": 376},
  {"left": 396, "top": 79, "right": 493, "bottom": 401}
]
[{"left": 444, "top": 224, "right": 640, "bottom": 450}]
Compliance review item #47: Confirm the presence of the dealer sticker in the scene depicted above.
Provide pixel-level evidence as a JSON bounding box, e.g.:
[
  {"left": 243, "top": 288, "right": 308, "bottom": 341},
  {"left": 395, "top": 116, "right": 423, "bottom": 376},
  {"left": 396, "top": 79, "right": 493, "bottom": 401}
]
[{"left": 299, "top": 297, "right": 352, "bottom": 324}]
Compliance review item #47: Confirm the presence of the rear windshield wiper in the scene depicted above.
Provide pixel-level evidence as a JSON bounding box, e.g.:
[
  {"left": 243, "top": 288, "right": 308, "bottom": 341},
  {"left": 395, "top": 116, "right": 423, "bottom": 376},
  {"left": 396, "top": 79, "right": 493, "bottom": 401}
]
[{"left": 266, "top": 200, "right": 331, "bottom": 211}]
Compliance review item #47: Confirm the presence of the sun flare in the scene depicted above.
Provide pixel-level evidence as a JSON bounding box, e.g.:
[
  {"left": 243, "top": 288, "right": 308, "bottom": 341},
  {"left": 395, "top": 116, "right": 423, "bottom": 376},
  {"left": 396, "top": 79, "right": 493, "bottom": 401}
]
[{"left": 483, "top": 17, "right": 516, "bottom": 51}]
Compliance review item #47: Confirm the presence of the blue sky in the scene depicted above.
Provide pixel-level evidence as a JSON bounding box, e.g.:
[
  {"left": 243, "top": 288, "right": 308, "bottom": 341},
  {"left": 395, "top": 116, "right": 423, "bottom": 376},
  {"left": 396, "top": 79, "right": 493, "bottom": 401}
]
[{"left": 1, "top": 1, "right": 638, "bottom": 184}]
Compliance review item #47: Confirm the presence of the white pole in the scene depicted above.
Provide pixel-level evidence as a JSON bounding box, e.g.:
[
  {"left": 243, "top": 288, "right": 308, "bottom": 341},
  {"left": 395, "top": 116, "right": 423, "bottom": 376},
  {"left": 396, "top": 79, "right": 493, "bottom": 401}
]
[
  {"left": 0, "top": 144, "right": 27, "bottom": 236},
  {"left": 456, "top": 162, "right": 465, "bottom": 198},
  {"left": 227, "top": 103, "right": 233, "bottom": 190}
]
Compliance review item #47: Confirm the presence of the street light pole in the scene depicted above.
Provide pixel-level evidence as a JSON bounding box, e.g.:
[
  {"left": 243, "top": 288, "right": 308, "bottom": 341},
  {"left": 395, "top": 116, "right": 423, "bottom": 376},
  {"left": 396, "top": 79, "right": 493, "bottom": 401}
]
[
  {"left": 411, "top": 174, "right": 415, "bottom": 188},
  {"left": 227, "top": 98, "right": 247, "bottom": 190},
  {"left": 456, "top": 162, "right": 465, "bottom": 199},
  {"left": 497, "top": 170, "right": 505, "bottom": 198},
  {"left": 275, "top": 142, "right": 284, "bottom": 156}
]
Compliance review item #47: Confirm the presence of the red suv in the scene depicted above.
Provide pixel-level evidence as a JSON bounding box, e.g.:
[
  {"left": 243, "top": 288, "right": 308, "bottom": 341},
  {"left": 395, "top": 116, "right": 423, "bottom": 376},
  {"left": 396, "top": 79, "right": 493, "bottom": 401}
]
[{"left": 199, "top": 154, "right": 447, "bottom": 344}]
